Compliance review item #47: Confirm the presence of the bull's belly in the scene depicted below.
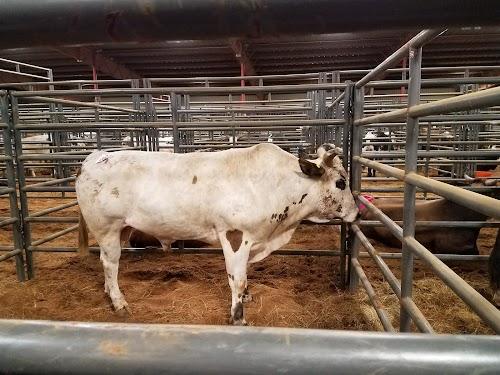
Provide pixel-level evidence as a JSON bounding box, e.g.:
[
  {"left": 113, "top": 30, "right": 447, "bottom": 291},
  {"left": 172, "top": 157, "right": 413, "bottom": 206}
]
[{"left": 125, "top": 213, "right": 220, "bottom": 246}]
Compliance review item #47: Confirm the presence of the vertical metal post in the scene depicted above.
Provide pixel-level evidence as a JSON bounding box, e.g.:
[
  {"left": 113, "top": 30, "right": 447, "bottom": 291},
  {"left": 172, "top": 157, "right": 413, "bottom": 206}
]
[
  {"left": 317, "top": 72, "right": 327, "bottom": 146},
  {"left": 0, "top": 93, "right": 26, "bottom": 281},
  {"left": 400, "top": 57, "right": 407, "bottom": 100},
  {"left": 171, "top": 92, "right": 180, "bottom": 153},
  {"left": 10, "top": 95, "right": 35, "bottom": 279},
  {"left": 348, "top": 85, "right": 364, "bottom": 292},
  {"left": 400, "top": 46, "right": 422, "bottom": 332},
  {"left": 339, "top": 82, "right": 353, "bottom": 289},
  {"left": 240, "top": 63, "right": 245, "bottom": 102},
  {"left": 424, "top": 122, "right": 431, "bottom": 199}
]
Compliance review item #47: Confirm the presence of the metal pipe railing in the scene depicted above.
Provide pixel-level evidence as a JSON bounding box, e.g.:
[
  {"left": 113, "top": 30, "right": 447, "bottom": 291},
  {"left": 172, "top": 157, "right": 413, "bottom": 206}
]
[
  {"left": 1, "top": 319, "right": 499, "bottom": 374},
  {"left": 351, "top": 258, "right": 396, "bottom": 332},
  {"left": 356, "top": 30, "right": 445, "bottom": 88},
  {"left": 405, "top": 237, "right": 500, "bottom": 333}
]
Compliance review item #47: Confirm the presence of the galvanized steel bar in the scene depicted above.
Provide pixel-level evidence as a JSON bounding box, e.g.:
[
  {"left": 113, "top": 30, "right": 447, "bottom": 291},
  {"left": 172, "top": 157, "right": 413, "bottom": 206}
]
[
  {"left": 29, "top": 224, "right": 79, "bottom": 247},
  {"left": 404, "top": 237, "right": 500, "bottom": 334},
  {"left": 357, "top": 195, "right": 403, "bottom": 240},
  {"left": 355, "top": 86, "right": 500, "bottom": 126},
  {"left": 354, "top": 156, "right": 405, "bottom": 180},
  {"left": 400, "top": 45, "right": 422, "bottom": 332},
  {"left": 12, "top": 84, "right": 346, "bottom": 97},
  {"left": 0, "top": 249, "right": 22, "bottom": 262},
  {"left": 405, "top": 173, "right": 500, "bottom": 219},
  {"left": 351, "top": 258, "right": 396, "bottom": 332},
  {"left": 28, "top": 201, "right": 78, "bottom": 218},
  {"left": 22, "top": 96, "right": 140, "bottom": 114},
  {"left": 361, "top": 220, "right": 500, "bottom": 228},
  {"left": 1, "top": 93, "right": 26, "bottom": 281},
  {"left": 22, "top": 176, "right": 76, "bottom": 190},
  {"left": 409, "top": 85, "right": 500, "bottom": 118},
  {"left": 355, "top": 30, "right": 444, "bottom": 88},
  {"left": 352, "top": 225, "right": 402, "bottom": 298},
  {"left": 340, "top": 82, "right": 353, "bottom": 288},
  {"left": 1, "top": 319, "right": 500, "bottom": 374},
  {"left": 348, "top": 86, "right": 364, "bottom": 291}
]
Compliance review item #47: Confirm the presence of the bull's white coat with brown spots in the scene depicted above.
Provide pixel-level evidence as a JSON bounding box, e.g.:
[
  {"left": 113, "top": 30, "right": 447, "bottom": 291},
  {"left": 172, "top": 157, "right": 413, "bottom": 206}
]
[{"left": 76, "top": 143, "right": 359, "bottom": 325}]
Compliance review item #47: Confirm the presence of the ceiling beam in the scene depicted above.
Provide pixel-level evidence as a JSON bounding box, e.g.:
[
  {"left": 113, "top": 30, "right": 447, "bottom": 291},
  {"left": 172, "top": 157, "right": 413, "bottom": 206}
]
[{"left": 54, "top": 46, "right": 142, "bottom": 80}]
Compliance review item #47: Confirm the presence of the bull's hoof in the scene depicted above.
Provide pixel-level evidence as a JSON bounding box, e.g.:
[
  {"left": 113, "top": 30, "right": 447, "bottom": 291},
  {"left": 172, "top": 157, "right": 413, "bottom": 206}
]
[
  {"left": 229, "top": 317, "right": 248, "bottom": 326},
  {"left": 115, "top": 305, "right": 131, "bottom": 317}
]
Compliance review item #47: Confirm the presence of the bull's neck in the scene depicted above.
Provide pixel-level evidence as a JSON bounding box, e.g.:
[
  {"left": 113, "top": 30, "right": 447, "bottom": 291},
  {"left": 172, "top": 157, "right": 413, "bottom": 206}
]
[{"left": 286, "top": 180, "right": 322, "bottom": 223}]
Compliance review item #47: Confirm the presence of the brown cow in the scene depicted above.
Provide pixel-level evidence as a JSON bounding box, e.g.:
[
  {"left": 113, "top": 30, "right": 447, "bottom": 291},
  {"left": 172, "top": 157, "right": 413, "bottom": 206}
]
[
  {"left": 361, "top": 197, "right": 500, "bottom": 306},
  {"left": 360, "top": 198, "right": 486, "bottom": 255}
]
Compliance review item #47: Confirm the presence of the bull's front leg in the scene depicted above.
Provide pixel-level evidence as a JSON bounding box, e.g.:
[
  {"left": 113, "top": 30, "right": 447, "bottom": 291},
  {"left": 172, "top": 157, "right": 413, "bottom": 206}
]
[{"left": 220, "top": 229, "right": 252, "bottom": 326}]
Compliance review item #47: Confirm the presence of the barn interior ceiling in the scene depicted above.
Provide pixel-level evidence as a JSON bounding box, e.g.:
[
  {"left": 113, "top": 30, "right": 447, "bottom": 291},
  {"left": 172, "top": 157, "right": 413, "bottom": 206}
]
[{"left": 0, "top": 27, "right": 499, "bottom": 81}]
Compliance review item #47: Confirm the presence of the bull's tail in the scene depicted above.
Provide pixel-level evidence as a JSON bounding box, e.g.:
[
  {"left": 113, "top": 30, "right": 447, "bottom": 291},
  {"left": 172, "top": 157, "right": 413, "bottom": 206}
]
[{"left": 78, "top": 209, "right": 89, "bottom": 256}]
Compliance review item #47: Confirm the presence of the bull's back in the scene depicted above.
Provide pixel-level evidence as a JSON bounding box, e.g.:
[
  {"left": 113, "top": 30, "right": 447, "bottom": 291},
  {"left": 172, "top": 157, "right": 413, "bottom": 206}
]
[{"left": 76, "top": 145, "right": 297, "bottom": 228}]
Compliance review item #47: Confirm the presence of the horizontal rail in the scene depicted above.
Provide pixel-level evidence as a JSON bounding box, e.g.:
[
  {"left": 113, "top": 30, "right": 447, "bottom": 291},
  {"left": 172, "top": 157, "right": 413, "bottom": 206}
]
[
  {"left": 361, "top": 220, "right": 500, "bottom": 228},
  {"left": 0, "top": 69, "right": 50, "bottom": 81},
  {"left": 24, "top": 186, "right": 76, "bottom": 193},
  {"left": 0, "top": 217, "right": 18, "bottom": 228},
  {"left": 0, "top": 57, "right": 52, "bottom": 71},
  {"left": 26, "top": 245, "right": 491, "bottom": 262},
  {"left": 363, "top": 150, "right": 500, "bottom": 158},
  {"left": 364, "top": 76, "right": 500, "bottom": 88},
  {"left": 355, "top": 86, "right": 500, "bottom": 126},
  {"left": 354, "top": 157, "right": 500, "bottom": 218},
  {"left": 354, "top": 157, "right": 405, "bottom": 180},
  {"left": 0, "top": 249, "right": 21, "bottom": 262},
  {"left": 13, "top": 83, "right": 346, "bottom": 97},
  {"left": 23, "top": 96, "right": 140, "bottom": 114},
  {"left": 0, "top": 187, "right": 15, "bottom": 196},
  {"left": 405, "top": 172, "right": 500, "bottom": 219},
  {"left": 26, "top": 217, "right": 78, "bottom": 223},
  {"left": 29, "top": 224, "right": 79, "bottom": 247},
  {"left": 1, "top": 319, "right": 500, "bottom": 374},
  {"left": 23, "top": 176, "right": 76, "bottom": 189},
  {"left": 28, "top": 200, "right": 78, "bottom": 218}
]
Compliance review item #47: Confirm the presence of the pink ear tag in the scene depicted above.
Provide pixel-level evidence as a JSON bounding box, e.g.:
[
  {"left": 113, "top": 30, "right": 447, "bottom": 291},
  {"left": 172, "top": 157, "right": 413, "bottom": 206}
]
[{"left": 358, "top": 194, "right": 374, "bottom": 211}]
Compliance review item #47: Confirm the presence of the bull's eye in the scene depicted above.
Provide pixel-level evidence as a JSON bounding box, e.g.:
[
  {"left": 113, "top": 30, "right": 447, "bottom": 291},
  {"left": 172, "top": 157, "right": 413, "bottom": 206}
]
[{"left": 336, "top": 178, "right": 346, "bottom": 190}]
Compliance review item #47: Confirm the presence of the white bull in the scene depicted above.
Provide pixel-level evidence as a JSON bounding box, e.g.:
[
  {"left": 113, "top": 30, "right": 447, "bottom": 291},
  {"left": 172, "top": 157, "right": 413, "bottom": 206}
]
[
  {"left": 76, "top": 143, "right": 359, "bottom": 325},
  {"left": 22, "top": 134, "right": 52, "bottom": 177}
]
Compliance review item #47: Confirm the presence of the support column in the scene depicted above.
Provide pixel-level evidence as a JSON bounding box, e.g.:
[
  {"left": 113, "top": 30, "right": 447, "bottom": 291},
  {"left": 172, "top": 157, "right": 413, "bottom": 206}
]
[
  {"left": 400, "top": 45, "right": 422, "bottom": 332},
  {"left": 348, "top": 85, "right": 364, "bottom": 292}
]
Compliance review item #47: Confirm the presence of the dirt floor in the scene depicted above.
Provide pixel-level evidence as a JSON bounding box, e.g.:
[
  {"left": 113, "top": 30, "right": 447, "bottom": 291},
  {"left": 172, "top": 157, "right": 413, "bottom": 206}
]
[{"left": 0, "top": 191, "right": 498, "bottom": 334}]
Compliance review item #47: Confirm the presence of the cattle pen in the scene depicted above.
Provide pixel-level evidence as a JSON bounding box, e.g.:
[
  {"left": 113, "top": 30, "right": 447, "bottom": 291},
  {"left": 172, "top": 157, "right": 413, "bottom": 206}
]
[{"left": 1, "top": 0, "right": 500, "bottom": 373}]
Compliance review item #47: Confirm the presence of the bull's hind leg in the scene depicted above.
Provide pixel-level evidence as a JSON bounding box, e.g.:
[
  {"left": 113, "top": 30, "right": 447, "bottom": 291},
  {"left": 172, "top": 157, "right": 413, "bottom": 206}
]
[
  {"left": 219, "top": 230, "right": 252, "bottom": 325},
  {"left": 98, "top": 231, "right": 129, "bottom": 315}
]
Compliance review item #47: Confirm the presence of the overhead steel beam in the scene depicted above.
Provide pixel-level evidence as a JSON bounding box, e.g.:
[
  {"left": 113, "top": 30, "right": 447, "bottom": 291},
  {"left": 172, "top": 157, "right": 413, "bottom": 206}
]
[
  {"left": 0, "top": 0, "right": 498, "bottom": 48},
  {"left": 55, "top": 47, "right": 142, "bottom": 80}
]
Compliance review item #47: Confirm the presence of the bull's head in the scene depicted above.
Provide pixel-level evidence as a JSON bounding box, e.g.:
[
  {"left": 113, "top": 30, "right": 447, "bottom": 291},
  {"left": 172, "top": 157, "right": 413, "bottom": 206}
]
[{"left": 299, "top": 144, "right": 359, "bottom": 223}]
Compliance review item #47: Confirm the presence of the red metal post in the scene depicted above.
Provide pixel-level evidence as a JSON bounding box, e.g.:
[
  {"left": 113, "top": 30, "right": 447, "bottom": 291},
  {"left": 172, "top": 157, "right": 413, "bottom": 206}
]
[{"left": 240, "top": 62, "right": 245, "bottom": 102}]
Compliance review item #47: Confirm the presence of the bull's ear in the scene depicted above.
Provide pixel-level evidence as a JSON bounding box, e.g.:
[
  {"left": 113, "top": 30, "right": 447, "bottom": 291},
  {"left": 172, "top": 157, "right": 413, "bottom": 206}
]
[{"left": 299, "top": 158, "right": 325, "bottom": 178}]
